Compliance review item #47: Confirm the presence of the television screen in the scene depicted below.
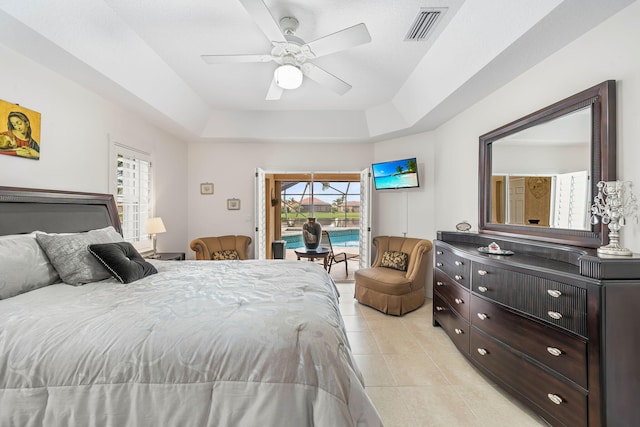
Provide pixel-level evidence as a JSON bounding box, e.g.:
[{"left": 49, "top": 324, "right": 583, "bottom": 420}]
[{"left": 372, "top": 157, "right": 419, "bottom": 190}]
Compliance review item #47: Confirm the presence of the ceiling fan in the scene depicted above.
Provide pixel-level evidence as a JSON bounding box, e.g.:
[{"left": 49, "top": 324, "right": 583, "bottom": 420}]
[{"left": 201, "top": 0, "right": 372, "bottom": 100}]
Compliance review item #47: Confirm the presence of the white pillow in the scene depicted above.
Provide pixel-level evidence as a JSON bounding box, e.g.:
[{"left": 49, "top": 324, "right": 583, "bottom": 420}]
[
  {"left": 36, "top": 226, "right": 124, "bottom": 285},
  {"left": 0, "top": 233, "right": 60, "bottom": 299}
]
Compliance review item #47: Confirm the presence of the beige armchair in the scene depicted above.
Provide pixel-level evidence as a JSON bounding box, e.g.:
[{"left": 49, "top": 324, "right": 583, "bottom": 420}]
[
  {"left": 189, "top": 235, "right": 252, "bottom": 260},
  {"left": 354, "top": 236, "right": 432, "bottom": 315}
]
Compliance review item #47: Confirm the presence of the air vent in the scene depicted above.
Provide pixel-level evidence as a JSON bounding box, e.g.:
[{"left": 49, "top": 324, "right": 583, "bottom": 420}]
[{"left": 405, "top": 7, "right": 447, "bottom": 41}]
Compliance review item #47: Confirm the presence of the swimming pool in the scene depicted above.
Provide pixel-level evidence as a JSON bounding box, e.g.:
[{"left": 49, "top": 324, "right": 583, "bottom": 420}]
[{"left": 281, "top": 228, "right": 359, "bottom": 250}]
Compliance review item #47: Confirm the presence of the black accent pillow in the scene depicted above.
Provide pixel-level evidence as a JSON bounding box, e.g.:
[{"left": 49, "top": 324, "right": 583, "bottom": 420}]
[{"left": 88, "top": 242, "right": 158, "bottom": 284}]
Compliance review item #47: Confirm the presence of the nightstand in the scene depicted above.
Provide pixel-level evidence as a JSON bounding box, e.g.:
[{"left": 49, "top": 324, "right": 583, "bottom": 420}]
[{"left": 148, "top": 252, "right": 185, "bottom": 261}]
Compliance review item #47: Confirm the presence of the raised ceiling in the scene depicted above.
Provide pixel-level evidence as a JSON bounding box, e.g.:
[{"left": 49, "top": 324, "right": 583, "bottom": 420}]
[{"left": 0, "top": 0, "right": 634, "bottom": 143}]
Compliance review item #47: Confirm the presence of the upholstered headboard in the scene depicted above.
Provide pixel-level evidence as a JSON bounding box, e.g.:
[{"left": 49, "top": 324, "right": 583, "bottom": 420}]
[{"left": 0, "top": 187, "right": 122, "bottom": 236}]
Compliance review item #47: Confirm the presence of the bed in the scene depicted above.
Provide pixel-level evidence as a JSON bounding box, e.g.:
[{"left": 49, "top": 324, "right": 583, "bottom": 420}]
[{"left": 0, "top": 187, "right": 383, "bottom": 427}]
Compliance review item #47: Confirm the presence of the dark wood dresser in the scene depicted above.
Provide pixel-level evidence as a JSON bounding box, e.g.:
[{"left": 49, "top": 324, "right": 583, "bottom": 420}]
[{"left": 433, "top": 231, "right": 640, "bottom": 427}]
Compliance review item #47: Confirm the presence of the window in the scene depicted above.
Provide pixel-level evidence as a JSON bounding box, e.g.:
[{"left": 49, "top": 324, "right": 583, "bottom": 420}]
[
  {"left": 109, "top": 142, "right": 153, "bottom": 252},
  {"left": 281, "top": 180, "right": 361, "bottom": 228}
]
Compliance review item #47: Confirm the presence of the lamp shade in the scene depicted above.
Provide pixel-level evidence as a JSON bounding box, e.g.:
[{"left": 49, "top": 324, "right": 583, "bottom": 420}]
[
  {"left": 274, "top": 64, "right": 303, "bottom": 90},
  {"left": 145, "top": 217, "right": 166, "bottom": 234}
]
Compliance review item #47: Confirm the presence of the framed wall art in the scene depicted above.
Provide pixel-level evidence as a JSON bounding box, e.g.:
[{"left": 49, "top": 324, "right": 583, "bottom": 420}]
[
  {"left": 200, "top": 182, "right": 214, "bottom": 195},
  {"left": 0, "top": 100, "right": 41, "bottom": 160},
  {"left": 227, "top": 198, "right": 241, "bottom": 210}
]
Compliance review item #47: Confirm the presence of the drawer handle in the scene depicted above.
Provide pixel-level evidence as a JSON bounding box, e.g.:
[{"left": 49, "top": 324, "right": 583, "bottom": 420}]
[
  {"left": 455, "top": 275, "right": 463, "bottom": 281},
  {"left": 437, "top": 250, "right": 443, "bottom": 255},
  {"left": 436, "top": 262, "right": 443, "bottom": 267},
  {"left": 547, "top": 347, "right": 563, "bottom": 357},
  {"left": 477, "top": 313, "right": 488, "bottom": 320},
  {"left": 454, "top": 328, "right": 464, "bottom": 335},
  {"left": 435, "top": 306, "right": 445, "bottom": 311},
  {"left": 478, "top": 286, "right": 488, "bottom": 293},
  {"left": 455, "top": 261, "right": 463, "bottom": 266},
  {"left": 454, "top": 298, "right": 464, "bottom": 305},
  {"left": 477, "top": 348, "right": 488, "bottom": 356},
  {"left": 548, "top": 311, "right": 563, "bottom": 320},
  {"left": 436, "top": 281, "right": 444, "bottom": 287},
  {"left": 547, "top": 393, "right": 563, "bottom": 405},
  {"left": 477, "top": 270, "right": 488, "bottom": 276},
  {"left": 547, "top": 289, "right": 562, "bottom": 298}
]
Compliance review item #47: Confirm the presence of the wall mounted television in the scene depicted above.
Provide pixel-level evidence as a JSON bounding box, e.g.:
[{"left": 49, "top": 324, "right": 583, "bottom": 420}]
[{"left": 371, "top": 157, "right": 419, "bottom": 190}]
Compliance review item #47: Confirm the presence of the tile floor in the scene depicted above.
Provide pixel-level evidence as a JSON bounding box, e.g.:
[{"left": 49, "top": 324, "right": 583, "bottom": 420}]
[{"left": 334, "top": 280, "right": 550, "bottom": 427}]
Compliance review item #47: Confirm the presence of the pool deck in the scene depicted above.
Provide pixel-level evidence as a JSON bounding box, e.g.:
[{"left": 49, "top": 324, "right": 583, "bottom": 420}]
[
  {"left": 281, "top": 226, "right": 361, "bottom": 281},
  {"left": 284, "top": 244, "right": 360, "bottom": 282}
]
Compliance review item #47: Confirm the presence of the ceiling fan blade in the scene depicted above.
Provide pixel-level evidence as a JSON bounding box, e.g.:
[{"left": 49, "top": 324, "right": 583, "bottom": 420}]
[
  {"left": 301, "top": 63, "right": 351, "bottom": 95},
  {"left": 201, "top": 54, "right": 273, "bottom": 64},
  {"left": 238, "top": 0, "right": 286, "bottom": 43},
  {"left": 265, "top": 78, "right": 283, "bottom": 100},
  {"left": 304, "top": 23, "right": 371, "bottom": 58}
]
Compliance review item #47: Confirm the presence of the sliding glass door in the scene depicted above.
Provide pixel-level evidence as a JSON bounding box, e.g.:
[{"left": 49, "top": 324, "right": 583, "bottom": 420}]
[{"left": 255, "top": 169, "right": 371, "bottom": 266}]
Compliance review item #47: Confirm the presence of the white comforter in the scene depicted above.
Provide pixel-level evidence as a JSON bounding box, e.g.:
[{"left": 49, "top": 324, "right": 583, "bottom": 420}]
[{"left": 0, "top": 260, "right": 382, "bottom": 427}]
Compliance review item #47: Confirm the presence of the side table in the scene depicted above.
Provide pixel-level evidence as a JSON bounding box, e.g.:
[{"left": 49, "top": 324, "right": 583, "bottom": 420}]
[
  {"left": 148, "top": 252, "right": 185, "bottom": 261},
  {"left": 294, "top": 247, "right": 330, "bottom": 270}
]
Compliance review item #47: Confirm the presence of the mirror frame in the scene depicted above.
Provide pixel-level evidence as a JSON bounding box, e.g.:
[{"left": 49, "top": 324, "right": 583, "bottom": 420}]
[{"left": 479, "top": 80, "right": 616, "bottom": 248}]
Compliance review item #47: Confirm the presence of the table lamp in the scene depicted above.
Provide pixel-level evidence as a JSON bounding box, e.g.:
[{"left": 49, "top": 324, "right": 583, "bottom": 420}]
[{"left": 145, "top": 217, "right": 166, "bottom": 258}]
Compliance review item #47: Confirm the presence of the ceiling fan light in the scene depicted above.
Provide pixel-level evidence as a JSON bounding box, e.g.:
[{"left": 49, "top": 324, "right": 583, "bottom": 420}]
[{"left": 274, "top": 64, "right": 303, "bottom": 90}]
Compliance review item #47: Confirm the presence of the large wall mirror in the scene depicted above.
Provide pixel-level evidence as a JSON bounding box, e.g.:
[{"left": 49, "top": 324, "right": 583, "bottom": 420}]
[{"left": 479, "top": 80, "right": 616, "bottom": 247}]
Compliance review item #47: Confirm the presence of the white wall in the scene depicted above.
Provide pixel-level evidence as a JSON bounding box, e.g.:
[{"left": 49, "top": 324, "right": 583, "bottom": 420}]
[
  {"left": 373, "top": 1, "right": 640, "bottom": 254},
  {"left": 372, "top": 134, "right": 437, "bottom": 240},
  {"left": 0, "top": 44, "right": 190, "bottom": 255},
  {"left": 187, "top": 141, "right": 372, "bottom": 259},
  {"left": 493, "top": 144, "right": 588, "bottom": 176},
  {"left": 370, "top": 133, "right": 436, "bottom": 296}
]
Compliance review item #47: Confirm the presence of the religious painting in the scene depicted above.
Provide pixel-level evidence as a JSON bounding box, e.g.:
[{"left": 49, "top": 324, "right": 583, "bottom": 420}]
[{"left": 0, "top": 100, "right": 41, "bottom": 160}]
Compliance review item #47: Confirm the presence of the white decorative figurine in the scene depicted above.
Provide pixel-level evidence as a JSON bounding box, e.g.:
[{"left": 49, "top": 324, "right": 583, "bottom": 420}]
[{"left": 590, "top": 180, "right": 638, "bottom": 256}]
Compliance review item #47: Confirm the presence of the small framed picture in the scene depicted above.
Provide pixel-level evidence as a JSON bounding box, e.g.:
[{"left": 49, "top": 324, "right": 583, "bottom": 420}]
[
  {"left": 227, "top": 198, "right": 241, "bottom": 210},
  {"left": 200, "top": 182, "right": 214, "bottom": 195}
]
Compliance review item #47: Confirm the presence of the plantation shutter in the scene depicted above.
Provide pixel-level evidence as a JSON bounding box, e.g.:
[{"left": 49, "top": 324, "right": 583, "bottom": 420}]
[{"left": 110, "top": 141, "right": 153, "bottom": 251}]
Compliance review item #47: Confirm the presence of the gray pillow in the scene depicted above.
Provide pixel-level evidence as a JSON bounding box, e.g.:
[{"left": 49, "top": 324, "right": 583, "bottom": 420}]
[
  {"left": 36, "top": 226, "right": 123, "bottom": 285},
  {"left": 0, "top": 232, "right": 60, "bottom": 299}
]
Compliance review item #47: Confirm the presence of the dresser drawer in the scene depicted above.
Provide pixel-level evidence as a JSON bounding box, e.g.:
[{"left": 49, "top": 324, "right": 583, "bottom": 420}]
[
  {"left": 470, "top": 329, "right": 587, "bottom": 427},
  {"left": 470, "top": 294, "right": 587, "bottom": 388},
  {"left": 435, "top": 244, "right": 470, "bottom": 288},
  {"left": 433, "top": 293, "right": 469, "bottom": 353},
  {"left": 471, "top": 262, "right": 588, "bottom": 337},
  {"left": 434, "top": 270, "right": 470, "bottom": 321}
]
